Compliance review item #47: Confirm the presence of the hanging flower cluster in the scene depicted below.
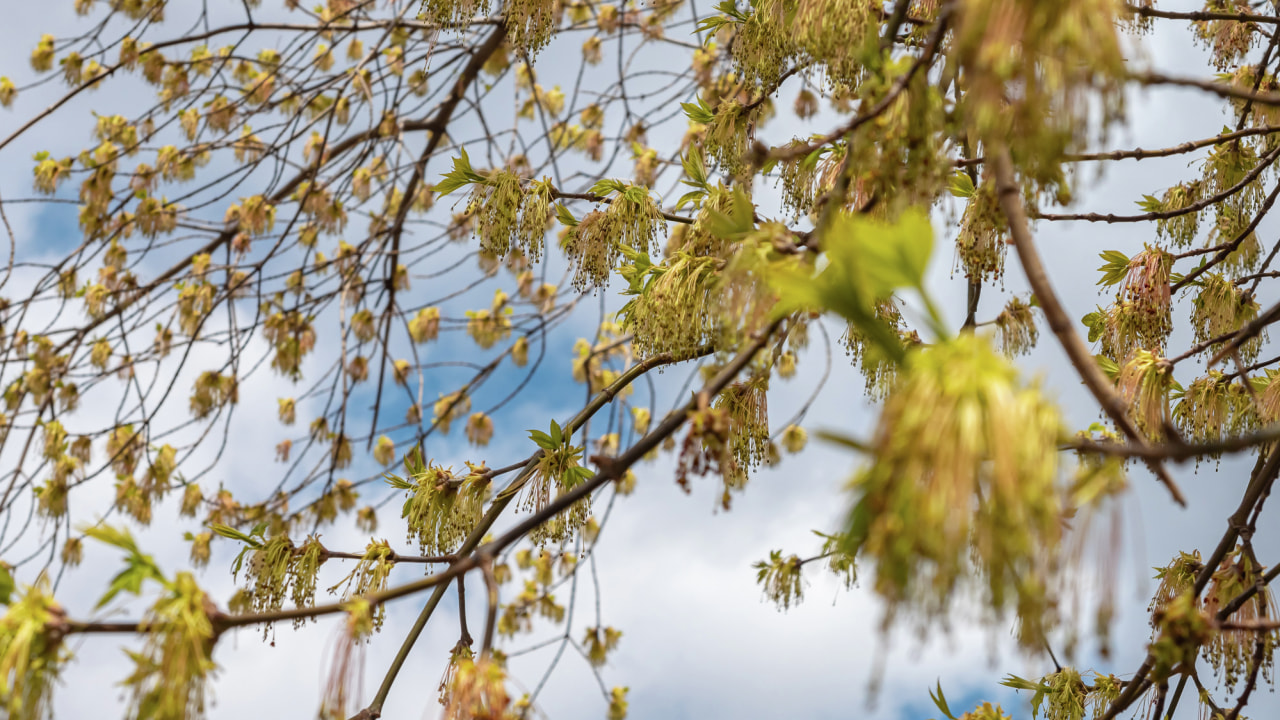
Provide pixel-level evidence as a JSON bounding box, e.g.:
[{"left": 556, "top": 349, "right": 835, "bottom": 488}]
[
  {"left": 561, "top": 181, "right": 665, "bottom": 291},
  {"left": 1192, "top": 273, "right": 1264, "bottom": 364},
  {"left": 389, "top": 453, "right": 489, "bottom": 556},
  {"left": 1202, "top": 549, "right": 1278, "bottom": 690},
  {"left": 993, "top": 295, "right": 1040, "bottom": 357},
  {"left": 123, "top": 572, "right": 219, "bottom": 720},
  {"left": 845, "top": 334, "right": 1066, "bottom": 644},
  {"left": 1116, "top": 350, "right": 1174, "bottom": 442},
  {"left": 1172, "top": 371, "right": 1259, "bottom": 456}
]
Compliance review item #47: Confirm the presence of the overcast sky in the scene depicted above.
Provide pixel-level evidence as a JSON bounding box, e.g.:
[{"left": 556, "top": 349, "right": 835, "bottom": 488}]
[{"left": 0, "top": 2, "right": 1276, "bottom": 720}]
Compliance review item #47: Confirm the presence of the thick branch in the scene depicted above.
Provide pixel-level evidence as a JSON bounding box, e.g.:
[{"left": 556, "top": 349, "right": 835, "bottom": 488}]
[{"left": 990, "top": 147, "right": 1186, "bottom": 507}]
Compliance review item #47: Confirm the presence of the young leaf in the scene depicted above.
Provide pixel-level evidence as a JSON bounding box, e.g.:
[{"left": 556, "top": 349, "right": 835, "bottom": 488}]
[
  {"left": 703, "top": 187, "right": 756, "bottom": 239},
  {"left": 772, "top": 207, "right": 937, "bottom": 364},
  {"left": 555, "top": 203, "right": 579, "bottom": 227},
  {"left": 384, "top": 473, "right": 415, "bottom": 490},
  {"left": 1136, "top": 194, "right": 1164, "bottom": 213},
  {"left": 435, "top": 146, "right": 486, "bottom": 196},
  {"left": 681, "top": 150, "right": 708, "bottom": 190},
  {"left": 929, "top": 680, "right": 957, "bottom": 720},
  {"left": 675, "top": 189, "right": 706, "bottom": 210},
  {"left": 680, "top": 96, "right": 716, "bottom": 125},
  {"left": 1096, "top": 250, "right": 1130, "bottom": 287},
  {"left": 208, "top": 522, "right": 264, "bottom": 548},
  {"left": 1095, "top": 354, "right": 1120, "bottom": 379},
  {"left": 82, "top": 523, "right": 142, "bottom": 554},
  {"left": 529, "top": 429, "right": 556, "bottom": 450},
  {"left": 948, "top": 172, "right": 975, "bottom": 198},
  {"left": 588, "top": 178, "right": 627, "bottom": 197},
  {"left": 0, "top": 564, "right": 13, "bottom": 606},
  {"left": 1081, "top": 309, "right": 1104, "bottom": 343},
  {"left": 842, "top": 494, "right": 873, "bottom": 557},
  {"left": 84, "top": 524, "right": 168, "bottom": 608}
]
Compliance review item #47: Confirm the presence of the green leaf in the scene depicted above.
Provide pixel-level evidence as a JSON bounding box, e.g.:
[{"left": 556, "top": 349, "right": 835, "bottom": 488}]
[
  {"left": 563, "top": 465, "right": 593, "bottom": 487},
  {"left": 1096, "top": 250, "right": 1131, "bottom": 287},
  {"left": 681, "top": 150, "right": 708, "bottom": 190},
  {"left": 1081, "top": 310, "right": 1104, "bottom": 344},
  {"left": 1095, "top": 354, "right": 1120, "bottom": 379},
  {"left": 842, "top": 494, "right": 873, "bottom": 557},
  {"left": 695, "top": 1, "right": 748, "bottom": 34},
  {"left": 929, "top": 680, "right": 957, "bottom": 720},
  {"left": 0, "top": 565, "right": 13, "bottom": 606},
  {"left": 384, "top": 473, "right": 414, "bottom": 490},
  {"left": 703, "top": 187, "right": 756, "bottom": 239},
  {"left": 209, "top": 522, "right": 264, "bottom": 548},
  {"left": 549, "top": 419, "right": 563, "bottom": 446},
  {"left": 84, "top": 524, "right": 169, "bottom": 608},
  {"left": 617, "top": 243, "right": 656, "bottom": 295},
  {"left": 555, "top": 203, "right": 579, "bottom": 227},
  {"left": 772, "top": 207, "right": 938, "bottom": 363},
  {"left": 1000, "top": 675, "right": 1050, "bottom": 717},
  {"left": 680, "top": 96, "right": 716, "bottom": 125},
  {"left": 588, "top": 178, "right": 627, "bottom": 198},
  {"left": 230, "top": 546, "right": 254, "bottom": 580},
  {"left": 814, "top": 430, "right": 872, "bottom": 453},
  {"left": 948, "top": 172, "right": 975, "bottom": 198},
  {"left": 82, "top": 523, "right": 141, "bottom": 554},
  {"left": 621, "top": 184, "right": 649, "bottom": 205},
  {"left": 694, "top": 15, "right": 731, "bottom": 35},
  {"left": 999, "top": 674, "right": 1043, "bottom": 692},
  {"left": 404, "top": 445, "right": 427, "bottom": 476},
  {"left": 833, "top": 207, "right": 933, "bottom": 294},
  {"left": 529, "top": 429, "right": 556, "bottom": 450},
  {"left": 435, "top": 146, "right": 486, "bottom": 196},
  {"left": 1136, "top": 194, "right": 1164, "bottom": 213},
  {"left": 97, "top": 570, "right": 140, "bottom": 608},
  {"left": 675, "top": 190, "right": 706, "bottom": 210}
]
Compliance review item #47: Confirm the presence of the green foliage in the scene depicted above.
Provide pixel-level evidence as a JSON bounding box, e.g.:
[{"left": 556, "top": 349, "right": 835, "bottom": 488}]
[
  {"left": 1150, "top": 593, "right": 1212, "bottom": 682},
  {"left": 693, "top": 1, "right": 750, "bottom": 37},
  {"left": 1001, "top": 668, "right": 1090, "bottom": 720},
  {"left": 948, "top": 172, "right": 976, "bottom": 199},
  {"left": 83, "top": 524, "right": 168, "bottom": 609},
  {"left": 930, "top": 680, "right": 956, "bottom": 720},
  {"left": 0, "top": 565, "right": 13, "bottom": 606},
  {"left": 435, "top": 147, "right": 487, "bottom": 197},
  {"left": 680, "top": 95, "right": 716, "bottom": 126},
  {"left": 328, "top": 541, "right": 395, "bottom": 631},
  {"left": 1095, "top": 251, "right": 1131, "bottom": 287},
  {"left": 774, "top": 208, "right": 939, "bottom": 367}
]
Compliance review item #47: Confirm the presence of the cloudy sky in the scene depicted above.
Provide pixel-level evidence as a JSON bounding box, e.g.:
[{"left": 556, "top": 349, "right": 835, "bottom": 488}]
[{"left": 0, "top": 2, "right": 1276, "bottom": 720}]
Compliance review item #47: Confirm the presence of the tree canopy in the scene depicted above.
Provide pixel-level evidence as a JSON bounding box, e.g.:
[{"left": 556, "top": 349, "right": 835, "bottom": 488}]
[{"left": 3, "top": 0, "right": 1280, "bottom": 719}]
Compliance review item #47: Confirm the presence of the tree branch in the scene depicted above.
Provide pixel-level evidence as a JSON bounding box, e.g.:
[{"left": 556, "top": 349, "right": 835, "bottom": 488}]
[{"left": 990, "top": 146, "right": 1186, "bottom": 506}]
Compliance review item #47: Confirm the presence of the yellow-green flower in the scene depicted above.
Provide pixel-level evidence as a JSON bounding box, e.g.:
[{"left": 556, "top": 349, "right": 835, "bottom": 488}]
[{"left": 846, "top": 334, "right": 1064, "bottom": 642}]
